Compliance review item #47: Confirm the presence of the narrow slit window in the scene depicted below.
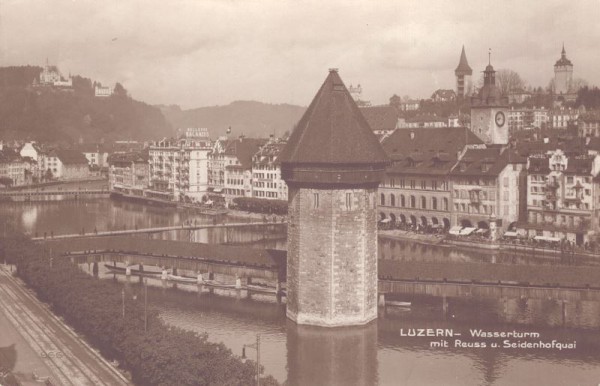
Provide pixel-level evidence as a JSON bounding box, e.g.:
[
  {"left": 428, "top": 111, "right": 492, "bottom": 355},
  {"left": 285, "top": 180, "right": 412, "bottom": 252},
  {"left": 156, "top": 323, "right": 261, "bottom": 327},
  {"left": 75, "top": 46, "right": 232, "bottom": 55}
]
[
  {"left": 313, "top": 193, "right": 319, "bottom": 209},
  {"left": 345, "top": 192, "right": 352, "bottom": 210}
]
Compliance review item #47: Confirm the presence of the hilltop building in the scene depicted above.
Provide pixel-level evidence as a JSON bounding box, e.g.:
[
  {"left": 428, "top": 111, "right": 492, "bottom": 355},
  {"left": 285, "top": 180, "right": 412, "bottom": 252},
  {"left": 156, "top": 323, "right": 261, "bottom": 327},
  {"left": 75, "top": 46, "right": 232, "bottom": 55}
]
[
  {"left": 431, "top": 89, "right": 456, "bottom": 102},
  {"left": 280, "top": 69, "right": 389, "bottom": 327},
  {"left": 37, "top": 61, "right": 72, "bottom": 88},
  {"left": 95, "top": 84, "right": 113, "bottom": 97},
  {"left": 455, "top": 46, "right": 473, "bottom": 99}
]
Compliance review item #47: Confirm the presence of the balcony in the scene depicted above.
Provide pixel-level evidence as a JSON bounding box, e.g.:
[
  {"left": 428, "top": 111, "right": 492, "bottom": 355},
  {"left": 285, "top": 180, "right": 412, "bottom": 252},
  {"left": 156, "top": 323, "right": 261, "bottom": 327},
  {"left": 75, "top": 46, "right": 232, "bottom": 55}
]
[
  {"left": 468, "top": 189, "right": 481, "bottom": 204},
  {"left": 545, "top": 180, "right": 559, "bottom": 190},
  {"left": 545, "top": 191, "right": 557, "bottom": 201}
]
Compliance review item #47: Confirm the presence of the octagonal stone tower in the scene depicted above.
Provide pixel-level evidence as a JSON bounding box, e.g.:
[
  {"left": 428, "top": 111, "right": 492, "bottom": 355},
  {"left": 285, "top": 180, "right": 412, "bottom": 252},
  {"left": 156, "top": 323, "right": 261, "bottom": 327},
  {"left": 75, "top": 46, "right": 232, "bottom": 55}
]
[{"left": 279, "top": 69, "right": 389, "bottom": 327}]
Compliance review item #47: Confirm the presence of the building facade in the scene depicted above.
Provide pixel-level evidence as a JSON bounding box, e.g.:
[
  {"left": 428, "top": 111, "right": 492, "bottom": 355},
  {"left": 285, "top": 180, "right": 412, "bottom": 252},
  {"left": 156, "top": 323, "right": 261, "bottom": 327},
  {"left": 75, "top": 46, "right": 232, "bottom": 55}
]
[
  {"left": 524, "top": 149, "right": 599, "bottom": 244},
  {"left": 379, "top": 127, "right": 483, "bottom": 229},
  {"left": 107, "top": 151, "right": 149, "bottom": 194},
  {"left": 252, "top": 138, "right": 288, "bottom": 200},
  {"left": 148, "top": 129, "right": 212, "bottom": 202},
  {"left": 450, "top": 145, "right": 527, "bottom": 234}
]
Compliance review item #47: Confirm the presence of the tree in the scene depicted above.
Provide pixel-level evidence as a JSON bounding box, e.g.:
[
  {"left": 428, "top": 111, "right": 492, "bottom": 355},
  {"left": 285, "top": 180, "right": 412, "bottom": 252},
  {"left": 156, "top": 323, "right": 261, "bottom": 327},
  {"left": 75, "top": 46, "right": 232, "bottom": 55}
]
[
  {"left": 495, "top": 69, "right": 525, "bottom": 96},
  {"left": 113, "top": 82, "right": 128, "bottom": 98},
  {"left": 0, "top": 177, "right": 12, "bottom": 188},
  {"left": 571, "top": 78, "right": 589, "bottom": 93}
]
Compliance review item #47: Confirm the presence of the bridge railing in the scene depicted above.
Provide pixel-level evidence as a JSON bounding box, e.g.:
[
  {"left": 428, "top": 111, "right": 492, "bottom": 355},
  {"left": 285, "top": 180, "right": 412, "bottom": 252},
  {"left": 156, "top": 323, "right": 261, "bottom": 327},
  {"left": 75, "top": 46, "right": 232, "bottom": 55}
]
[{"left": 41, "top": 236, "right": 286, "bottom": 269}]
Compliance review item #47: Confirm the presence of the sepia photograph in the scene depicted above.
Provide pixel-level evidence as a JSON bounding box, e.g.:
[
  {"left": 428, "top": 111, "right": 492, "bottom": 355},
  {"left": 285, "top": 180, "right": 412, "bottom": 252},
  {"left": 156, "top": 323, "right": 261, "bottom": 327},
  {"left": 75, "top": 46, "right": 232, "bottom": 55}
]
[{"left": 1, "top": 0, "right": 600, "bottom": 385}]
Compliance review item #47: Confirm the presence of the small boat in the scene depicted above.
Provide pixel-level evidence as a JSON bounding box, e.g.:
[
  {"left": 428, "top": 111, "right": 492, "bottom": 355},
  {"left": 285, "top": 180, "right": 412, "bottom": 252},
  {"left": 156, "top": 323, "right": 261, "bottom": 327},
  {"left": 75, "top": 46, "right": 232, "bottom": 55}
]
[
  {"left": 245, "top": 284, "right": 278, "bottom": 294},
  {"left": 198, "top": 279, "right": 237, "bottom": 289},
  {"left": 166, "top": 274, "right": 198, "bottom": 284},
  {"left": 385, "top": 300, "right": 412, "bottom": 308},
  {"left": 104, "top": 264, "right": 162, "bottom": 277}
]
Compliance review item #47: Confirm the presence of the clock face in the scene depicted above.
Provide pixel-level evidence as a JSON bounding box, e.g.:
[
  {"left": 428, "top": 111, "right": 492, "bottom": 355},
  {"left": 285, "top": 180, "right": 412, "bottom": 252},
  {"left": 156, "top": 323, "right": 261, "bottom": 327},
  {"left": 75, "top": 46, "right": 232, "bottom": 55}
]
[{"left": 495, "top": 111, "right": 506, "bottom": 127}]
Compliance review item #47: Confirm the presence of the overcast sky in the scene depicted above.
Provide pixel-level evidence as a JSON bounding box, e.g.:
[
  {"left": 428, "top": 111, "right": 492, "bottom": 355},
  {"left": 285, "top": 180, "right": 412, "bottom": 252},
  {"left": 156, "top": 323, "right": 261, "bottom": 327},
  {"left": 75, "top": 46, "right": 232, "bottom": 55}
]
[{"left": 1, "top": 0, "right": 599, "bottom": 108}]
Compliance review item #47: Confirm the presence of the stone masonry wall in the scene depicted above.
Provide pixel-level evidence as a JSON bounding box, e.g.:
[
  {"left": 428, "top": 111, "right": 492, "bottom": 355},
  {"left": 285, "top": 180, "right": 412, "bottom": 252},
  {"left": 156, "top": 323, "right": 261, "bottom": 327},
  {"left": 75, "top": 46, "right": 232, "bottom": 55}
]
[{"left": 287, "top": 186, "right": 378, "bottom": 326}]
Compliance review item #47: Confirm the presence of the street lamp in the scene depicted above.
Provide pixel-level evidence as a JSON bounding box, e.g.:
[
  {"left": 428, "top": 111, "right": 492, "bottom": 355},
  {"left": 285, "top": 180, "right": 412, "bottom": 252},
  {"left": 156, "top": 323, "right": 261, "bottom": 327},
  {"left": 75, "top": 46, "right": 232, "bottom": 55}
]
[{"left": 241, "top": 334, "right": 261, "bottom": 386}]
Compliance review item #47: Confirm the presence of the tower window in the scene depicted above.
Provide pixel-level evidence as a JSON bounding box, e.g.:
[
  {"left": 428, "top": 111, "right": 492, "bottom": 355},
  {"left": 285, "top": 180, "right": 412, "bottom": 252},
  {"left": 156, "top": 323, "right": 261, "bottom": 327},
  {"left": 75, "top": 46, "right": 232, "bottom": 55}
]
[
  {"left": 313, "top": 193, "right": 319, "bottom": 209},
  {"left": 345, "top": 192, "right": 352, "bottom": 210}
]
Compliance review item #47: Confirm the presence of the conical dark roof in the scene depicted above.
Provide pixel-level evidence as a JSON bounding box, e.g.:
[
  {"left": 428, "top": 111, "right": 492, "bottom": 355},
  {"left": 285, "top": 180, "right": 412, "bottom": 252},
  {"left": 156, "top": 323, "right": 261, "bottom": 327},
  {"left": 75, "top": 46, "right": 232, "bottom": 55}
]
[
  {"left": 279, "top": 69, "right": 389, "bottom": 165},
  {"left": 455, "top": 45, "right": 473, "bottom": 75}
]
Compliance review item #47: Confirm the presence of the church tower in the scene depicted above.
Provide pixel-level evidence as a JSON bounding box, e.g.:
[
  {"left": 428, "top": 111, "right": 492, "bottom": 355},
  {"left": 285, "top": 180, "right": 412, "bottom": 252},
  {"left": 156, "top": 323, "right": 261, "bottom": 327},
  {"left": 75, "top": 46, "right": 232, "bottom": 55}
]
[
  {"left": 554, "top": 44, "right": 573, "bottom": 95},
  {"left": 279, "top": 69, "right": 389, "bottom": 327},
  {"left": 455, "top": 45, "right": 473, "bottom": 98},
  {"left": 470, "top": 53, "right": 509, "bottom": 145}
]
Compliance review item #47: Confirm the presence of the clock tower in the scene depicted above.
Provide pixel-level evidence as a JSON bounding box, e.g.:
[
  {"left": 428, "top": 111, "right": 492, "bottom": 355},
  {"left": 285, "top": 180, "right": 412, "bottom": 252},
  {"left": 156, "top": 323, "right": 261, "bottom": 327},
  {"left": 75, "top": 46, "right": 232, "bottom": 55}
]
[{"left": 470, "top": 56, "right": 509, "bottom": 145}]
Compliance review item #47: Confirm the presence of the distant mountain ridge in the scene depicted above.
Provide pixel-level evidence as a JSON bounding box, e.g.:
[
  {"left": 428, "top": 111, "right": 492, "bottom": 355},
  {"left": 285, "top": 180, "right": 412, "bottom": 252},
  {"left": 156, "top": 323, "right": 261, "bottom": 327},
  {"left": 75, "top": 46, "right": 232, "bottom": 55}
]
[
  {"left": 0, "top": 66, "right": 173, "bottom": 144},
  {"left": 159, "top": 100, "right": 306, "bottom": 139}
]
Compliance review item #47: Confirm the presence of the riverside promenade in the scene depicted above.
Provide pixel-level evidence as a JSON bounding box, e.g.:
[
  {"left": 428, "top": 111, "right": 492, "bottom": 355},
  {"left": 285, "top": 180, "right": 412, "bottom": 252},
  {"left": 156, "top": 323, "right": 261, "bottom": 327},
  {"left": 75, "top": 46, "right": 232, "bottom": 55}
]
[{"left": 0, "top": 265, "right": 130, "bottom": 386}]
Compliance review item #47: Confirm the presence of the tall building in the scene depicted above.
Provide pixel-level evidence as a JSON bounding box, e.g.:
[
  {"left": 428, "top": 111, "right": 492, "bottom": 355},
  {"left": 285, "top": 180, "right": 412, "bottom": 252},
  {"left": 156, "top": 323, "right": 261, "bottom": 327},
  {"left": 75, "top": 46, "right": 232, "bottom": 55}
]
[
  {"left": 554, "top": 44, "right": 574, "bottom": 96},
  {"left": 455, "top": 45, "right": 473, "bottom": 98},
  {"left": 470, "top": 57, "right": 509, "bottom": 145},
  {"left": 147, "top": 128, "right": 211, "bottom": 202},
  {"left": 280, "top": 69, "right": 389, "bottom": 327}
]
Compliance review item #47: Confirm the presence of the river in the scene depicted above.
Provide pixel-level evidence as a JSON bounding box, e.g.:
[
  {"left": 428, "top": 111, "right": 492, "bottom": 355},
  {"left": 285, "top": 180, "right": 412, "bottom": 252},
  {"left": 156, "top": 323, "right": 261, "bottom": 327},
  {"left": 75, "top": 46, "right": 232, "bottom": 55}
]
[{"left": 2, "top": 199, "right": 600, "bottom": 385}]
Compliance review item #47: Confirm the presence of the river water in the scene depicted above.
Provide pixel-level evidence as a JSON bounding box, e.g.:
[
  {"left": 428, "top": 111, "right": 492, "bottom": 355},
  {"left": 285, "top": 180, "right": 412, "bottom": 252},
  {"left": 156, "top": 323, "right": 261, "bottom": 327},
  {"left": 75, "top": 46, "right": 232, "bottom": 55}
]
[{"left": 2, "top": 199, "right": 600, "bottom": 385}]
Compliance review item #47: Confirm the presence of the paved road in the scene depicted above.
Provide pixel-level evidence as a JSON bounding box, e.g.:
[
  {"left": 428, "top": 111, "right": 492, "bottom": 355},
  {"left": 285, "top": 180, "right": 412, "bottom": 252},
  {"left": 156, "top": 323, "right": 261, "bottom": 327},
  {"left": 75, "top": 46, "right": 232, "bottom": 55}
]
[{"left": 0, "top": 266, "right": 130, "bottom": 386}]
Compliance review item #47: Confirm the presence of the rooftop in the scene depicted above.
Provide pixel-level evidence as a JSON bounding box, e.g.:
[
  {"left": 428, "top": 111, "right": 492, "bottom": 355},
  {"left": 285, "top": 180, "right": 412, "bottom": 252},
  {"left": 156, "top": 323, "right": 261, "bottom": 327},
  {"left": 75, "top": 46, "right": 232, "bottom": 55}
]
[
  {"left": 455, "top": 45, "right": 473, "bottom": 75},
  {"left": 359, "top": 105, "right": 401, "bottom": 132},
  {"left": 279, "top": 69, "right": 388, "bottom": 165}
]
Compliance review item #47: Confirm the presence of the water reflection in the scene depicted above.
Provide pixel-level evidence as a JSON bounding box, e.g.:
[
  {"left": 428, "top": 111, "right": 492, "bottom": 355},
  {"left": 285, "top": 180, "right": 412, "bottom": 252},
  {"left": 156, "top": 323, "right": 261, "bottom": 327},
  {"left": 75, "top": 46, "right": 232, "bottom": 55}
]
[{"left": 286, "top": 320, "right": 378, "bottom": 386}]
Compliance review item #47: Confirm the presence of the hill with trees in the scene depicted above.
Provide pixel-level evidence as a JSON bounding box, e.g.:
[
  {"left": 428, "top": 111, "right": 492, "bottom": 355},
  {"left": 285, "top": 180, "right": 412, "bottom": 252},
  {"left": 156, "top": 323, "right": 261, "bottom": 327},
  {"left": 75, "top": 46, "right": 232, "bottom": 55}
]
[
  {"left": 160, "top": 100, "right": 306, "bottom": 139},
  {"left": 0, "top": 66, "right": 173, "bottom": 144}
]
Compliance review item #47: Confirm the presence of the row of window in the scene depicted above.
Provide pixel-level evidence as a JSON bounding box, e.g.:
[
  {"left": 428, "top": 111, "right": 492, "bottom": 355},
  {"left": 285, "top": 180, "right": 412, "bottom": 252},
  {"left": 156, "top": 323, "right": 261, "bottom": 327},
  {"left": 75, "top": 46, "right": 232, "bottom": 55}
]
[
  {"left": 254, "top": 191, "right": 279, "bottom": 198},
  {"left": 454, "top": 202, "right": 500, "bottom": 215},
  {"left": 381, "top": 178, "right": 449, "bottom": 191},
  {"left": 380, "top": 193, "right": 449, "bottom": 211},
  {"left": 453, "top": 189, "right": 497, "bottom": 201},
  {"left": 253, "top": 173, "right": 278, "bottom": 180}
]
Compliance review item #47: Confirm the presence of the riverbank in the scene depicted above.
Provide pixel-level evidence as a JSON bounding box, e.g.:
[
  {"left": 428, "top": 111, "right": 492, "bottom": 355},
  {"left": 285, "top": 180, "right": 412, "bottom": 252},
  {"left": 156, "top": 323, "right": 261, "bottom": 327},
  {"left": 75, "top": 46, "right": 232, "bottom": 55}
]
[
  {"left": 378, "top": 229, "right": 600, "bottom": 260},
  {"left": 6, "top": 232, "right": 277, "bottom": 386},
  {"left": 0, "top": 265, "right": 130, "bottom": 385}
]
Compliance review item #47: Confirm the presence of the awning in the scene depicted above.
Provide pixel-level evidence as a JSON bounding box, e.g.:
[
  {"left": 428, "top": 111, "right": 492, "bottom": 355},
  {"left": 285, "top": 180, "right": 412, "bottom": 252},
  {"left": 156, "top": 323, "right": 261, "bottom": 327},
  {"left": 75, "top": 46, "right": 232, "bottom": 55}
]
[
  {"left": 380, "top": 218, "right": 391, "bottom": 224},
  {"left": 534, "top": 235, "right": 561, "bottom": 242},
  {"left": 449, "top": 226, "right": 462, "bottom": 235},
  {"left": 212, "top": 188, "right": 223, "bottom": 193},
  {"left": 503, "top": 231, "right": 518, "bottom": 237},
  {"left": 459, "top": 227, "right": 477, "bottom": 236},
  {"left": 475, "top": 228, "right": 489, "bottom": 234}
]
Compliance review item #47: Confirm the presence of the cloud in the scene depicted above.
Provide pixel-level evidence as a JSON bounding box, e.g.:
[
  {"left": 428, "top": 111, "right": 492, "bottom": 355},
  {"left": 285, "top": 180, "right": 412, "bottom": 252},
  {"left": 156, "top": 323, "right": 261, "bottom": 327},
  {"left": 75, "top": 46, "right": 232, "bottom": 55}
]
[{"left": 1, "top": 0, "right": 599, "bottom": 108}]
